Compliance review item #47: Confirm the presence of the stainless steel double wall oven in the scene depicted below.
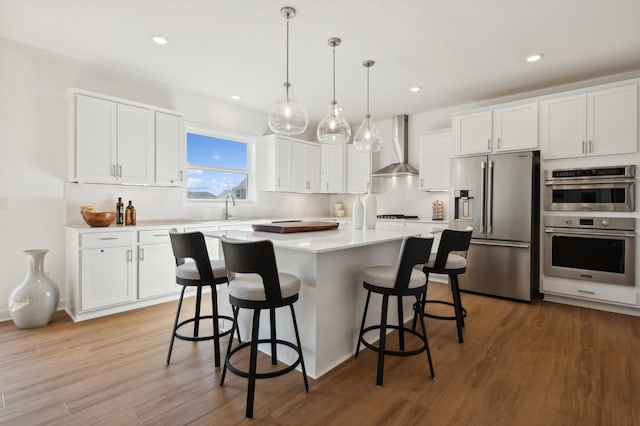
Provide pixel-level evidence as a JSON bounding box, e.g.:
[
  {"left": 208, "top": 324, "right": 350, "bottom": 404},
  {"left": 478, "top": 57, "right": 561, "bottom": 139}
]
[{"left": 543, "top": 165, "right": 636, "bottom": 286}]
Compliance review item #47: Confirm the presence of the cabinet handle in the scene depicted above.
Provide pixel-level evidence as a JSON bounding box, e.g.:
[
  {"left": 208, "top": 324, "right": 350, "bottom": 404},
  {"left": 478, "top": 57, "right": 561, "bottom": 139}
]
[
  {"left": 278, "top": 178, "right": 280, "bottom": 188},
  {"left": 420, "top": 178, "right": 423, "bottom": 187},
  {"left": 152, "top": 233, "right": 166, "bottom": 237},
  {"left": 111, "top": 164, "right": 116, "bottom": 177},
  {"left": 139, "top": 247, "right": 144, "bottom": 261},
  {"left": 588, "top": 140, "right": 593, "bottom": 153},
  {"left": 577, "top": 289, "right": 595, "bottom": 295},
  {"left": 497, "top": 137, "right": 501, "bottom": 149},
  {"left": 127, "top": 249, "right": 133, "bottom": 262},
  {"left": 326, "top": 182, "right": 329, "bottom": 190},
  {"left": 487, "top": 139, "right": 491, "bottom": 150},
  {"left": 582, "top": 141, "right": 586, "bottom": 153},
  {"left": 98, "top": 237, "right": 118, "bottom": 241},
  {"left": 179, "top": 170, "right": 183, "bottom": 181},
  {"left": 118, "top": 165, "right": 123, "bottom": 177}
]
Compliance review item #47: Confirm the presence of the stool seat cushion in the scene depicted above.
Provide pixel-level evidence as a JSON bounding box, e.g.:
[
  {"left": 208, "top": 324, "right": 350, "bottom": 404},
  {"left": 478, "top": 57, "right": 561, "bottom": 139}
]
[
  {"left": 229, "top": 272, "right": 300, "bottom": 301},
  {"left": 176, "top": 259, "right": 227, "bottom": 281},
  {"left": 421, "top": 252, "right": 467, "bottom": 271},
  {"left": 363, "top": 265, "right": 426, "bottom": 289}
]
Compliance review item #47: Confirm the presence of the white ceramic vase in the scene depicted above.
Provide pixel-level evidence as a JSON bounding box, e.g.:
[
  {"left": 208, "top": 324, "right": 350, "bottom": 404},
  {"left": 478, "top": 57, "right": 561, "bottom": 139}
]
[
  {"left": 363, "top": 192, "right": 377, "bottom": 229},
  {"left": 353, "top": 196, "right": 364, "bottom": 229},
  {"left": 9, "top": 249, "right": 60, "bottom": 329}
]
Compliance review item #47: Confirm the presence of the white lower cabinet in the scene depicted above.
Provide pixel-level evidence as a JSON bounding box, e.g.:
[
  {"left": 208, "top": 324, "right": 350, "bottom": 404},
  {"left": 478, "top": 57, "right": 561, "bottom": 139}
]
[
  {"left": 79, "top": 231, "right": 136, "bottom": 311},
  {"left": 138, "top": 230, "right": 178, "bottom": 299}
]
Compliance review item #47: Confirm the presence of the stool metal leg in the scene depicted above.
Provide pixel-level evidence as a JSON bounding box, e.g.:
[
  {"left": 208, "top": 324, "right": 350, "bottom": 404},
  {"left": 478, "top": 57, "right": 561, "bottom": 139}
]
[
  {"left": 193, "top": 286, "right": 202, "bottom": 338},
  {"left": 450, "top": 274, "right": 464, "bottom": 344},
  {"left": 269, "top": 307, "right": 277, "bottom": 365},
  {"left": 397, "top": 296, "right": 405, "bottom": 351},
  {"left": 166, "top": 286, "right": 187, "bottom": 365},
  {"left": 289, "top": 305, "right": 309, "bottom": 392},
  {"left": 355, "top": 290, "right": 372, "bottom": 357},
  {"left": 220, "top": 305, "right": 240, "bottom": 386},
  {"left": 246, "top": 309, "right": 261, "bottom": 419},
  {"left": 210, "top": 285, "right": 221, "bottom": 367},
  {"left": 377, "top": 294, "right": 389, "bottom": 387},
  {"left": 416, "top": 294, "right": 435, "bottom": 379}
]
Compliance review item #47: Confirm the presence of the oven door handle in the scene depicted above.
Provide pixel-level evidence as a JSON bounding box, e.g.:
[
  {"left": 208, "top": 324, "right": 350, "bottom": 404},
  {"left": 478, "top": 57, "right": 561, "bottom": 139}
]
[
  {"left": 544, "top": 178, "right": 636, "bottom": 186},
  {"left": 544, "top": 228, "right": 636, "bottom": 238}
]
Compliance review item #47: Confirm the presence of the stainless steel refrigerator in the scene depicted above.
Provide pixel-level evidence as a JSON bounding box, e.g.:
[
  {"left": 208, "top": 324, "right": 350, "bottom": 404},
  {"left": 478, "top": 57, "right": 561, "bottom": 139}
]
[{"left": 449, "top": 151, "right": 539, "bottom": 301}]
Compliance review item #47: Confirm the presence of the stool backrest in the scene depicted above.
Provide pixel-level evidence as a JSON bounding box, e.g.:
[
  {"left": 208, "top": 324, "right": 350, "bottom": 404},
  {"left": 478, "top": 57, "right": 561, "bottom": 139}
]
[
  {"left": 220, "top": 237, "right": 283, "bottom": 302},
  {"left": 394, "top": 236, "right": 434, "bottom": 291},
  {"left": 433, "top": 229, "right": 473, "bottom": 270},
  {"left": 169, "top": 230, "right": 216, "bottom": 283}
]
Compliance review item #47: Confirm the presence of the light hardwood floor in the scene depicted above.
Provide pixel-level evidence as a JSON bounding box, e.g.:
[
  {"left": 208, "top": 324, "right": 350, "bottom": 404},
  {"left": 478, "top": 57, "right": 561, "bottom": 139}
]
[{"left": 1, "top": 282, "right": 639, "bottom": 425}]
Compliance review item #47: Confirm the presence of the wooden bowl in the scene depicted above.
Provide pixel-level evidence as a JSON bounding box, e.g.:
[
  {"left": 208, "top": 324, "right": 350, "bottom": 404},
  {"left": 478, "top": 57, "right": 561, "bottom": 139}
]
[{"left": 81, "top": 211, "right": 116, "bottom": 227}]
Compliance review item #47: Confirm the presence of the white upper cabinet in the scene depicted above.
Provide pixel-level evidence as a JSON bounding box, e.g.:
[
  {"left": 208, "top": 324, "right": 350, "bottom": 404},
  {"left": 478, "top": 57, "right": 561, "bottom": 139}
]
[
  {"left": 155, "top": 112, "right": 184, "bottom": 186},
  {"left": 292, "top": 141, "right": 321, "bottom": 192},
  {"left": 70, "top": 89, "right": 182, "bottom": 186},
  {"left": 540, "top": 83, "right": 638, "bottom": 159},
  {"left": 419, "top": 129, "right": 452, "bottom": 191},
  {"left": 346, "top": 144, "right": 371, "bottom": 193},
  {"left": 320, "top": 144, "right": 345, "bottom": 193},
  {"left": 492, "top": 102, "right": 538, "bottom": 152},
  {"left": 453, "top": 110, "right": 492, "bottom": 155},
  {"left": 453, "top": 102, "right": 538, "bottom": 156}
]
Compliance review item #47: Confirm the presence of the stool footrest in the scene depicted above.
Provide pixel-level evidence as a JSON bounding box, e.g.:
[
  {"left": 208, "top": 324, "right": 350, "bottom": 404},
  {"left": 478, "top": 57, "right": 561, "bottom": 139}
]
[
  {"left": 359, "top": 324, "right": 428, "bottom": 357},
  {"left": 226, "top": 338, "right": 303, "bottom": 380},
  {"left": 417, "top": 300, "right": 467, "bottom": 321},
  {"left": 174, "top": 314, "right": 235, "bottom": 342}
]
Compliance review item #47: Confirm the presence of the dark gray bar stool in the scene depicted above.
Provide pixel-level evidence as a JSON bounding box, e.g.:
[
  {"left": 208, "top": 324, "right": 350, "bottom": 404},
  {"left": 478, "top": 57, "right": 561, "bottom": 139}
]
[
  {"left": 167, "top": 230, "right": 236, "bottom": 367},
  {"left": 413, "top": 229, "right": 473, "bottom": 343},
  {"left": 219, "top": 236, "right": 308, "bottom": 419},
  {"left": 355, "top": 236, "right": 435, "bottom": 386}
]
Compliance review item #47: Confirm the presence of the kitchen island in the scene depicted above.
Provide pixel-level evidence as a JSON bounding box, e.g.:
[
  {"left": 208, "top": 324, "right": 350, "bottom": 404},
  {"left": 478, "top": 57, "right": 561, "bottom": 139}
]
[{"left": 207, "top": 222, "right": 438, "bottom": 378}]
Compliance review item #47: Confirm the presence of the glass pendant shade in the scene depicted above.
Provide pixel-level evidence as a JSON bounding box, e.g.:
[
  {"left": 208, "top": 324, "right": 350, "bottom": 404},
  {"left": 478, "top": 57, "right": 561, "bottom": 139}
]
[
  {"left": 317, "top": 37, "right": 351, "bottom": 144},
  {"left": 354, "top": 115, "right": 383, "bottom": 152},
  {"left": 317, "top": 101, "right": 351, "bottom": 144},
  {"left": 353, "top": 59, "right": 383, "bottom": 152},
  {"left": 268, "top": 82, "right": 308, "bottom": 135},
  {"left": 268, "top": 6, "right": 308, "bottom": 136}
]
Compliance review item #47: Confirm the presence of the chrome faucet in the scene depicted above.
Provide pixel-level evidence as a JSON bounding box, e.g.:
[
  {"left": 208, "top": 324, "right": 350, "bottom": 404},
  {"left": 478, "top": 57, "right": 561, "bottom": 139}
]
[{"left": 224, "top": 194, "right": 236, "bottom": 220}]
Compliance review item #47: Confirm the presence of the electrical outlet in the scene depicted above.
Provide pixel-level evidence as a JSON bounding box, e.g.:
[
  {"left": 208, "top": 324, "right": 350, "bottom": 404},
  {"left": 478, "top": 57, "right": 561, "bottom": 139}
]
[{"left": 0, "top": 197, "right": 7, "bottom": 210}]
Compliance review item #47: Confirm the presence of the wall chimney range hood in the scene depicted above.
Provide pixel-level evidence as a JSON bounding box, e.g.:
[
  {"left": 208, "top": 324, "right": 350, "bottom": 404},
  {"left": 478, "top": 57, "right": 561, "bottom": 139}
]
[{"left": 371, "top": 114, "right": 418, "bottom": 177}]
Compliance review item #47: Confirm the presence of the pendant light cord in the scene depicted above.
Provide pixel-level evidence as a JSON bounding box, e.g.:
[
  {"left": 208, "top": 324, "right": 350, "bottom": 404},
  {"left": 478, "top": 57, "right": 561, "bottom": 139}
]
[
  {"left": 332, "top": 45, "right": 336, "bottom": 103},
  {"left": 285, "top": 14, "right": 290, "bottom": 101},
  {"left": 366, "top": 65, "right": 370, "bottom": 118}
]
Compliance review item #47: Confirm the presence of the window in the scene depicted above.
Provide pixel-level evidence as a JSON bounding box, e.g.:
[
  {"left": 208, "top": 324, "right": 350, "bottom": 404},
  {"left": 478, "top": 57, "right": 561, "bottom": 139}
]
[{"left": 185, "top": 126, "right": 254, "bottom": 201}]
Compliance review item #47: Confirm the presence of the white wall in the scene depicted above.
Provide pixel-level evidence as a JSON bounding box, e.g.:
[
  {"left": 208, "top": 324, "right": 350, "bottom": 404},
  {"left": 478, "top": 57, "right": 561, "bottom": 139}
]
[{"left": 0, "top": 38, "right": 329, "bottom": 320}]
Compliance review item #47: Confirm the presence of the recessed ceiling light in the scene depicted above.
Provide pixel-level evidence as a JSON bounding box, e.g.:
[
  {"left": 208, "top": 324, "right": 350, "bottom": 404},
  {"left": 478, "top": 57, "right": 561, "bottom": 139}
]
[
  {"left": 410, "top": 86, "right": 422, "bottom": 93},
  {"left": 526, "top": 53, "right": 543, "bottom": 63},
  {"left": 152, "top": 35, "right": 168, "bottom": 45},
  {"left": 231, "top": 95, "right": 241, "bottom": 101}
]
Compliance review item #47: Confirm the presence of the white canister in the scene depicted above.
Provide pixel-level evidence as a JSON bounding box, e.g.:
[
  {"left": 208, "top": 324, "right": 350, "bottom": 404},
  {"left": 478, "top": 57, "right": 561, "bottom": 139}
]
[
  {"left": 352, "top": 197, "right": 364, "bottom": 229},
  {"left": 363, "top": 193, "right": 377, "bottom": 229}
]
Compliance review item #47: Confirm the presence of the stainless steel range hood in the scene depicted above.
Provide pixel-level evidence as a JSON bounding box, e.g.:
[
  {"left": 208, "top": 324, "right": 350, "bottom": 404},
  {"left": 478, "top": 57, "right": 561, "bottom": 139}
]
[{"left": 371, "top": 114, "right": 418, "bottom": 177}]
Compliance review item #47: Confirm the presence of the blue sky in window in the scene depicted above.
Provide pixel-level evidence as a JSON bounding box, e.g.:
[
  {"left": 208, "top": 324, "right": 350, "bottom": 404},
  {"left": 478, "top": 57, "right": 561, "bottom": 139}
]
[{"left": 186, "top": 133, "right": 247, "bottom": 197}]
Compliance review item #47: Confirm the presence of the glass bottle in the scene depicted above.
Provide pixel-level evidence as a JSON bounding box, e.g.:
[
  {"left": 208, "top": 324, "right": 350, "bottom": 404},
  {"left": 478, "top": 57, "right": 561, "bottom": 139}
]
[
  {"left": 116, "top": 197, "right": 124, "bottom": 225},
  {"left": 125, "top": 200, "right": 136, "bottom": 226}
]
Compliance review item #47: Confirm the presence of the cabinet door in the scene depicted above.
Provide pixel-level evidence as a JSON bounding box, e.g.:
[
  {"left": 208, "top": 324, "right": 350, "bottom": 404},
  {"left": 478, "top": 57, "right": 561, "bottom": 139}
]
[
  {"left": 138, "top": 243, "right": 178, "bottom": 299},
  {"left": 76, "top": 95, "right": 117, "bottom": 183},
  {"left": 81, "top": 246, "right": 136, "bottom": 310},
  {"left": 419, "top": 130, "right": 452, "bottom": 191},
  {"left": 320, "top": 144, "right": 345, "bottom": 193},
  {"left": 291, "top": 141, "right": 308, "bottom": 192},
  {"left": 155, "top": 112, "right": 184, "bottom": 186},
  {"left": 493, "top": 102, "right": 538, "bottom": 152},
  {"left": 274, "top": 137, "right": 292, "bottom": 191},
  {"left": 453, "top": 110, "right": 492, "bottom": 155},
  {"left": 539, "top": 94, "right": 586, "bottom": 159},
  {"left": 306, "top": 143, "right": 321, "bottom": 192},
  {"left": 587, "top": 84, "right": 638, "bottom": 157},
  {"left": 346, "top": 145, "right": 371, "bottom": 193},
  {"left": 117, "top": 104, "right": 154, "bottom": 184}
]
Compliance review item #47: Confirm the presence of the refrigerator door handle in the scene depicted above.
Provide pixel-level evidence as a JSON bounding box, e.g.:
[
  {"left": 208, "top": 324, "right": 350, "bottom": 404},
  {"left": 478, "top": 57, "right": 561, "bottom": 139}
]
[
  {"left": 471, "top": 239, "right": 530, "bottom": 249},
  {"left": 487, "top": 160, "right": 494, "bottom": 234},
  {"left": 480, "top": 161, "right": 486, "bottom": 233}
]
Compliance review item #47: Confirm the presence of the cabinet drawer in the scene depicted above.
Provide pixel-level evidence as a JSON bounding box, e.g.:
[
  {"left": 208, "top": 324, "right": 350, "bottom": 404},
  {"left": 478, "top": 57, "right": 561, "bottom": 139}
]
[
  {"left": 543, "top": 279, "right": 637, "bottom": 305},
  {"left": 139, "top": 229, "right": 172, "bottom": 243},
  {"left": 81, "top": 231, "right": 134, "bottom": 248}
]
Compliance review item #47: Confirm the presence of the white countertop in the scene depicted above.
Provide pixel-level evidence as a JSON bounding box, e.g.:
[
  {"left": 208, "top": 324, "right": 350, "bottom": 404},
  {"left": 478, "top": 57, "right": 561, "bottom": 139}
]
[{"left": 205, "top": 222, "right": 438, "bottom": 254}]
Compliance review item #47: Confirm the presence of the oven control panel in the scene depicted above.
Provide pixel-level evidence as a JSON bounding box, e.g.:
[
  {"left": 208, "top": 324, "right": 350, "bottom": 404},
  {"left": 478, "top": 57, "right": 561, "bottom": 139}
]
[{"left": 545, "top": 216, "right": 635, "bottom": 231}]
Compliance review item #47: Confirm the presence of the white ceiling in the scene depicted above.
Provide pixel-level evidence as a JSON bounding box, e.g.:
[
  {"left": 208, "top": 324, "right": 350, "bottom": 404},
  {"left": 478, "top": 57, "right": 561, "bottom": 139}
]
[{"left": 1, "top": 0, "right": 640, "bottom": 126}]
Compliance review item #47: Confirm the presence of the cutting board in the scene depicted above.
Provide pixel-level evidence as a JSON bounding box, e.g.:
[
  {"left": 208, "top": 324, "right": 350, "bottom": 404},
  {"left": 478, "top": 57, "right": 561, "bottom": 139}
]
[{"left": 252, "top": 221, "right": 339, "bottom": 233}]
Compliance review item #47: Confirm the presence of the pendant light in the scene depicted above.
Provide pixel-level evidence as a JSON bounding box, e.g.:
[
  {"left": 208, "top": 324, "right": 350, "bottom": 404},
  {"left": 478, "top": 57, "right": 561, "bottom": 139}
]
[
  {"left": 353, "top": 60, "right": 383, "bottom": 152},
  {"left": 268, "top": 6, "right": 308, "bottom": 136},
  {"left": 317, "top": 37, "right": 351, "bottom": 144}
]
